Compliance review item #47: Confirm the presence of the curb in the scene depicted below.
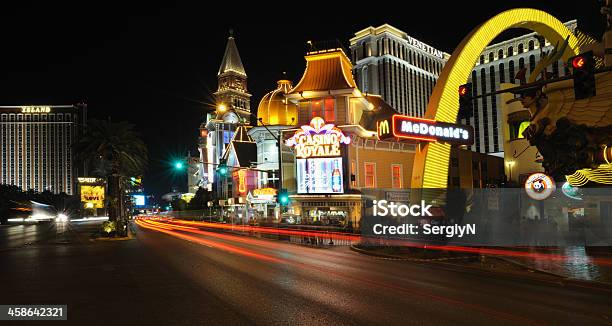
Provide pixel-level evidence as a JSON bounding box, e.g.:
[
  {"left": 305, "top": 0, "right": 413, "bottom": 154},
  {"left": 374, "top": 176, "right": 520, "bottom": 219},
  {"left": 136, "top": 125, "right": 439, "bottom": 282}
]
[
  {"left": 349, "top": 245, "right": 473, "bottom": 262},
  {"left": 93, "top": 227, "right": 134, "bottom": 242},
  {"left": 350, "top": 245, "right": 612, "bottom": 290},
  {"left": 493, "top": 256, "right": 612, "bottom": 288}
]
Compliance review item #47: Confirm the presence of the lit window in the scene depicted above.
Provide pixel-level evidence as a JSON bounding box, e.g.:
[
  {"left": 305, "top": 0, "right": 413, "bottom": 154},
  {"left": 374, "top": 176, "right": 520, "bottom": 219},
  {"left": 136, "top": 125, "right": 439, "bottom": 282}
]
[
  {"left": 311, "top": 100, "right": 323, "bottom": 118},
  {"left": 324, "top": 98, "right": 335, "bottom": 122},
  {"left": 311, "top": 98, "right": 335, "bottom": 122},
  {"left": 364, "top": 162, "right": 376, "bottom": 188},
  {"left": 351, "top": 160, "right": 356, "bottom": 187},
  {"left": 392, "top": 164, "right": 402, "bottom": 188}
]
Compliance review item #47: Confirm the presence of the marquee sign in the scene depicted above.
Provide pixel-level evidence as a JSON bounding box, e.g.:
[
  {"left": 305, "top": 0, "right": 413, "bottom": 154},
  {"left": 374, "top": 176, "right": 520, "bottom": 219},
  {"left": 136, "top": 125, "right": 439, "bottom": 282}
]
[
  {"left": 286, "top": 117, "right": 351, "bottom": 159},
  {"left": 21, "top": 106, "right": 51, "bottom": 113},
  {"left": 377, "top": 114, "right": 474, "bottom": 146}
]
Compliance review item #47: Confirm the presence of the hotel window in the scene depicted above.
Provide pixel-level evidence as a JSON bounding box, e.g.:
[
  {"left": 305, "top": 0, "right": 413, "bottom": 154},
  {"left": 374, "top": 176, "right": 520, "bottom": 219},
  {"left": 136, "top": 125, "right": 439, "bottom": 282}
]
[
  {"left": 391, "top": 164, "right": 402, "bottom": 189},
  {"left": 364, "top": 162, "right": 376, "bottom": 188}
]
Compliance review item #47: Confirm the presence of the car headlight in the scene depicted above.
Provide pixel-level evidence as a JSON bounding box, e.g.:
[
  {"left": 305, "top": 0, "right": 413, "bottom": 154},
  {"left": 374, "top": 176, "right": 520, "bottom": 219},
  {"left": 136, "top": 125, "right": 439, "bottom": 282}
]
[{"left": 56, "top": 213, "right": 68, "bottom": 222}]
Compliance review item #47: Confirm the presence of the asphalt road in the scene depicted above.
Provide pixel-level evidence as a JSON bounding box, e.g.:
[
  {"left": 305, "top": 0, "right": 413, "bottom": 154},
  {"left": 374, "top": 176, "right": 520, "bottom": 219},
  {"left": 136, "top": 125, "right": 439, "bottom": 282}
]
[{"left": 1, "top": 220, "right": 611, "bottom": 325}]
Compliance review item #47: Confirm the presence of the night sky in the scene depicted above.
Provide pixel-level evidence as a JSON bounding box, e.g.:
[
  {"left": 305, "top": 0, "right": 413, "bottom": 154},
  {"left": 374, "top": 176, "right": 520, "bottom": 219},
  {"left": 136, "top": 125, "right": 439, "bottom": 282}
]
[{"left": 0, "top": 1, "right": 604, "bottom": 197}]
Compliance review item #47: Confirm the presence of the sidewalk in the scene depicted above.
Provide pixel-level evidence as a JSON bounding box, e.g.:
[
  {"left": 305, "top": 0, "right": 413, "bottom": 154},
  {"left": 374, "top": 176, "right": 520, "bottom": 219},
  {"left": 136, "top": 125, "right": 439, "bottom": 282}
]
[
  {"left": 498, "top": 246, "right": 612, "bottom": 284},
  {"left": 351, "top": 244, "right": 612, "bottom": 285}
]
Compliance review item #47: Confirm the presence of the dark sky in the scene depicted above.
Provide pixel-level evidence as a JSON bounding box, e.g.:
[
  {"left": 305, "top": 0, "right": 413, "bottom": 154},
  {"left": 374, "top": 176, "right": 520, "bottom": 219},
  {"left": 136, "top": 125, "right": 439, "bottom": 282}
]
[{"left": 0, "top": 1, "right": 604, "bottom": 196}]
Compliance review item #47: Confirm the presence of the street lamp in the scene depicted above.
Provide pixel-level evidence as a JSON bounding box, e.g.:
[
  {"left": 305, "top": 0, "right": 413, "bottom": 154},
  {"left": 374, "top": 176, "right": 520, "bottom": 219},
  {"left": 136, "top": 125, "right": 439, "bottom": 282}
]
[{"left": 174, "top": 161, "right": 184, "bottom": 170}]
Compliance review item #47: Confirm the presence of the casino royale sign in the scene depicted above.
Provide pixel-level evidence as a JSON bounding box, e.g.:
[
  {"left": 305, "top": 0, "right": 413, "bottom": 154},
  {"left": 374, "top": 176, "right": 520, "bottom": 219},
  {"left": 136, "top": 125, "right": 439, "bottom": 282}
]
[
  {"left": 377, "top": 114, "right": 474, "bottom": 145},
  {"left": 286, "top": 117, "right": 351, "bottom": 159}
]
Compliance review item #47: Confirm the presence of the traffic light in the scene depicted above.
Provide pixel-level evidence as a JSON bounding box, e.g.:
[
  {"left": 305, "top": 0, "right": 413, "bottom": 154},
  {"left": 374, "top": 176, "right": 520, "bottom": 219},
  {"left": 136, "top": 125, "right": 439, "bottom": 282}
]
[
  {"left": 217, "top": 160, "right": 228, "bottom": 176},
  {"left": 278, "top": 188, "right": 289, "bottom": 206},
  {"left": 458, "top": 83, "right": 472, "bottom": 119},
  {"left": 570, "top": 51, "right": 595, "bottom": 100}
]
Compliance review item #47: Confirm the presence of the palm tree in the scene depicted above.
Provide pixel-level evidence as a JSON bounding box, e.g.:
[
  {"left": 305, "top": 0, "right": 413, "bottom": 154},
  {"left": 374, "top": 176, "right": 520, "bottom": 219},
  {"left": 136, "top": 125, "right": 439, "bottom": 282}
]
[{"left": 75, "top": 119, "right": 148, "bottom": 234}]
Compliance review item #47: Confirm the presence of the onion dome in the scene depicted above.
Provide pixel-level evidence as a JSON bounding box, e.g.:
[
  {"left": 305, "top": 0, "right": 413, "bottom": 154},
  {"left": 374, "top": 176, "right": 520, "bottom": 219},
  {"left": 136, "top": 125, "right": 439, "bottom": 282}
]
[{"left": 257, "top": 80, "right": 297, "bottom": 126}]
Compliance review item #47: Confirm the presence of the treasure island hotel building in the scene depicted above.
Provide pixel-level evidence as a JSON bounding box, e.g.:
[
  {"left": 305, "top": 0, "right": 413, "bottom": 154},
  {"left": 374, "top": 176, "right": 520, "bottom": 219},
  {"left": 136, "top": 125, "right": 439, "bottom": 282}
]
[{"left": 0, "top": 104, "right": 86, "bottom": 195}]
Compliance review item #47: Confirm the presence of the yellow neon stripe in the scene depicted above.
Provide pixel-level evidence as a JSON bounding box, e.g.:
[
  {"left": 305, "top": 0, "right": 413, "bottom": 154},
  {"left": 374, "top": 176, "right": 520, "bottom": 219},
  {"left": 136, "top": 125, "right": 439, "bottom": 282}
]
[{"left": 415, "top": 8, "right": 580, "bottom": 189}]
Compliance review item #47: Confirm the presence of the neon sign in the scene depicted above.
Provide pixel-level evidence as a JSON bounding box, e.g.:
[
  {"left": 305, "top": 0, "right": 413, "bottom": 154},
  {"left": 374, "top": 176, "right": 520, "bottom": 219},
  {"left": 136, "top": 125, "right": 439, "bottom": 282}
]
[
  {"left": 253, "top": 188, "right": 277, "bottom": 197},
  {"left": 21, "top": 106, "right": 51, "bottom": 113},
  {"left": 286, "top": 117, "right": 350, "bottom": 159},
  {"left": 377, "top": 115, "right": 474, "bottom": 145}
]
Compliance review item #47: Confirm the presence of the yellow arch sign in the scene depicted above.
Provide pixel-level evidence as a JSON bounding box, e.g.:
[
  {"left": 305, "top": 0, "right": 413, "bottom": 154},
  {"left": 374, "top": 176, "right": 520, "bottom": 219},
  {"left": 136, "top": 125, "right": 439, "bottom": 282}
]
[{"left": 411, "top": 8, "right": 580, "bottom": 188}]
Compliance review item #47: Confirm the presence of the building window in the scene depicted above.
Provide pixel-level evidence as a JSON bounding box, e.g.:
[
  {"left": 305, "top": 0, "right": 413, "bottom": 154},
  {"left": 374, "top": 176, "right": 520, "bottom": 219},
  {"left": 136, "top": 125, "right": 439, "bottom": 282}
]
[
  {"left": 508, "top": 60, "right": 515, "bottom": 83},
  {"left": 362, "top": 66, "right": 369, "bottom": 92},
  {"left": 498, "top": 49, "right": 504, "bottom": 59},
  {"left": 364, "top": 162, "right": 376, "bottom": 188},
  {"left": 499, "top": 63, "right": 505, "bottom": 83},
  {"left": 508, "top": 46, "right": 514, "bottom": 56},
  {"left": 529, "top": 55, "right": 536, "bottom": 73},
  {"left": 351, "top": 160, "right": 356, "bottom": 187},
  {"left": 391, "top": 164, "right": 402, "bottom": 188},
  {"left": 310, "top": 99, "right": 335, "bottom": 122},
  {"left": 323, "top": 98, "right": 335, "bottom": 122},
  {"left": 488, "top": 52, "right": 494, "bottom": 62},
  {"left": 518, "top": 43, "right": 524, "bottom": 53},
  {"left": 528, "top": 40, "right": 534, "bottom": 51}
]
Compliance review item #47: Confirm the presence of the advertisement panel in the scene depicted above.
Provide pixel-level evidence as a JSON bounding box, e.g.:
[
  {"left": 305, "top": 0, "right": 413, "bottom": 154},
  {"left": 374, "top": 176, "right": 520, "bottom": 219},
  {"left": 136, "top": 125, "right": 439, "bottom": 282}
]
[
  {"left": 296, "top": 157, "right": 344, "bottom": 194},
  {"left": 80, "top": 186, "right": 105, "bottom": 208},
  {"left": 133, "top": 195, "right": 146, "bottom": 206}
]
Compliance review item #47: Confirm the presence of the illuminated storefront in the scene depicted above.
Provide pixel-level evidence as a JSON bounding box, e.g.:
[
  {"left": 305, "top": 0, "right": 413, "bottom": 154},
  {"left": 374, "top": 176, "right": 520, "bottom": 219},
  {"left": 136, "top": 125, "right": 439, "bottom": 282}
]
[
  {"left": 285, "top": 116, "right": 363, "bottom": 226},
  {"left": 287, "top": 117, "right": 350, "bottom": 195},
  {"left": 247, "top": 188, "right": 278, "bottom": 221},
  {"left": 277, "top": 47, "right": 499, "bottom": 229}
]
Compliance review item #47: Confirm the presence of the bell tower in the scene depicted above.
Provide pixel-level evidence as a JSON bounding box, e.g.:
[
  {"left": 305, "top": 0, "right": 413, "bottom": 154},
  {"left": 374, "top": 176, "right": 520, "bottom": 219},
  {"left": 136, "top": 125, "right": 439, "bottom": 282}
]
[{"left": 214, "top": 30, "right": 251, "bottom": 120}]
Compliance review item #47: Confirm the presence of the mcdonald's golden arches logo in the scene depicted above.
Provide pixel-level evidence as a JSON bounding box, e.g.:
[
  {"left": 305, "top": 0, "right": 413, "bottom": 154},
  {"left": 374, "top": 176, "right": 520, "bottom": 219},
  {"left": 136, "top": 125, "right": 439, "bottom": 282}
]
[{"left": 377, "top": 119, "right": 390, "bottom": 138}]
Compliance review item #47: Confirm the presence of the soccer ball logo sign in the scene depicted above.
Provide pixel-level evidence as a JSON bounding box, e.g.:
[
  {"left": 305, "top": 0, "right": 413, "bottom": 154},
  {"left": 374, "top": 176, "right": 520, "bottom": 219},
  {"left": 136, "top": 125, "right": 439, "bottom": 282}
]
[{"left": 524, "top": 173, "right": 555, "bottom": 200}]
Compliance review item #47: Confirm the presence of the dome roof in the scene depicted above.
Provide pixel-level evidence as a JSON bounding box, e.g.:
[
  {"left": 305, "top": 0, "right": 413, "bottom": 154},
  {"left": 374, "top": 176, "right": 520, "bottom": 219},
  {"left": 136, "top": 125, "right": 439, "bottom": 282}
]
[{"left": 257, "top": 80, "right": 297, "bottom": 126}]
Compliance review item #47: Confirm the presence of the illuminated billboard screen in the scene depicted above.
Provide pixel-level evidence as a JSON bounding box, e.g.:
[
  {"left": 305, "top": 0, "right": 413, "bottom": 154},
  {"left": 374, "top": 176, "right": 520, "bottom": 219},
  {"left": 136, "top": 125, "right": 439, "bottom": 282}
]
[
  {"left": 296, "top": 157, "right": 344, "bottom": 194},
  {"left": 133, "top": 195, "right": 146, "bottom": 206},
  {"left": 80, "top": 185, "right": 105, "bottom": 209}
]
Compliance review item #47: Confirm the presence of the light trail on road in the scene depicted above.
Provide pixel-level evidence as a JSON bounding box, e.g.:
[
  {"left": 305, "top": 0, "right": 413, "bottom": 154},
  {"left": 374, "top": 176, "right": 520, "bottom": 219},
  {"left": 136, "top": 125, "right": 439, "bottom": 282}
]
[
  {"left": 135, "top": 217, "right": 555, "bottom": 325},
  {"left": 139, "top": 216, "right": 612, "bottom": 267}
]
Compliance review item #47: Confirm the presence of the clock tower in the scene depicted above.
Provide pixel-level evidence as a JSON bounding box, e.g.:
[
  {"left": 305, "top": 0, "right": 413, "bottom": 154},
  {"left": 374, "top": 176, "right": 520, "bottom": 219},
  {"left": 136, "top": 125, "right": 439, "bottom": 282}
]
[{"left": 214, "top": 30, "right": 251, "bottom": 120}]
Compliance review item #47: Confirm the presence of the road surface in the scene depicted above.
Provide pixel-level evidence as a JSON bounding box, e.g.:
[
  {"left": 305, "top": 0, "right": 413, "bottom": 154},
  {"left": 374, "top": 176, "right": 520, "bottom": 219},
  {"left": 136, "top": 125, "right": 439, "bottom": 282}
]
[{"left": 1, "top": 220, "right": 611, "bottom": 325}]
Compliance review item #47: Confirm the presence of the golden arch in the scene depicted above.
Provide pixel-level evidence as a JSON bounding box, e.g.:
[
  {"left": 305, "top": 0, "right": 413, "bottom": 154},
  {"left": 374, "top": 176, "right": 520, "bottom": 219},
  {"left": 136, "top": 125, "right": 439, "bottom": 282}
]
[{"left": 411, "top": 8, "right": 580, "bottom": 188}]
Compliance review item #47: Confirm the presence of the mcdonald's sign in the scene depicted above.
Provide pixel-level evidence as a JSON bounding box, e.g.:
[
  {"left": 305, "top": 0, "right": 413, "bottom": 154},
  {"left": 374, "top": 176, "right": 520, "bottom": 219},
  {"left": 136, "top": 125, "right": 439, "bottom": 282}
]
[
  {"left": 377, "top": 119, "right": 392, "bottom": 140},
  {"left": 376, "top": 114, "right": 474, "bottom": 145}
]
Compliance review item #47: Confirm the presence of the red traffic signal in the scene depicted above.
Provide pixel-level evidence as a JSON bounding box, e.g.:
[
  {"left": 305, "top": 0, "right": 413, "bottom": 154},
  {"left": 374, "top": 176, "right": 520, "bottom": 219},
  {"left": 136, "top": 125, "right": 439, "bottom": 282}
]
[
  {"left": 572, "top": 56, "right": 585, "bottom": 69},
  {"left": 569, "top": 51, "right": 595, "bottom": 100},
  {"left": 458, "top": 83, "right": 472, "bottom": 119}
]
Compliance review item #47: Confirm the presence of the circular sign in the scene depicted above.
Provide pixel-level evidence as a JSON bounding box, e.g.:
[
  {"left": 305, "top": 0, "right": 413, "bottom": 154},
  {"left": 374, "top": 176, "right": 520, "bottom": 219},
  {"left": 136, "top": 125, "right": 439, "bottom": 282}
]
[{"left": 524, "top": 173, "right": 556, "bottom": 200}]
